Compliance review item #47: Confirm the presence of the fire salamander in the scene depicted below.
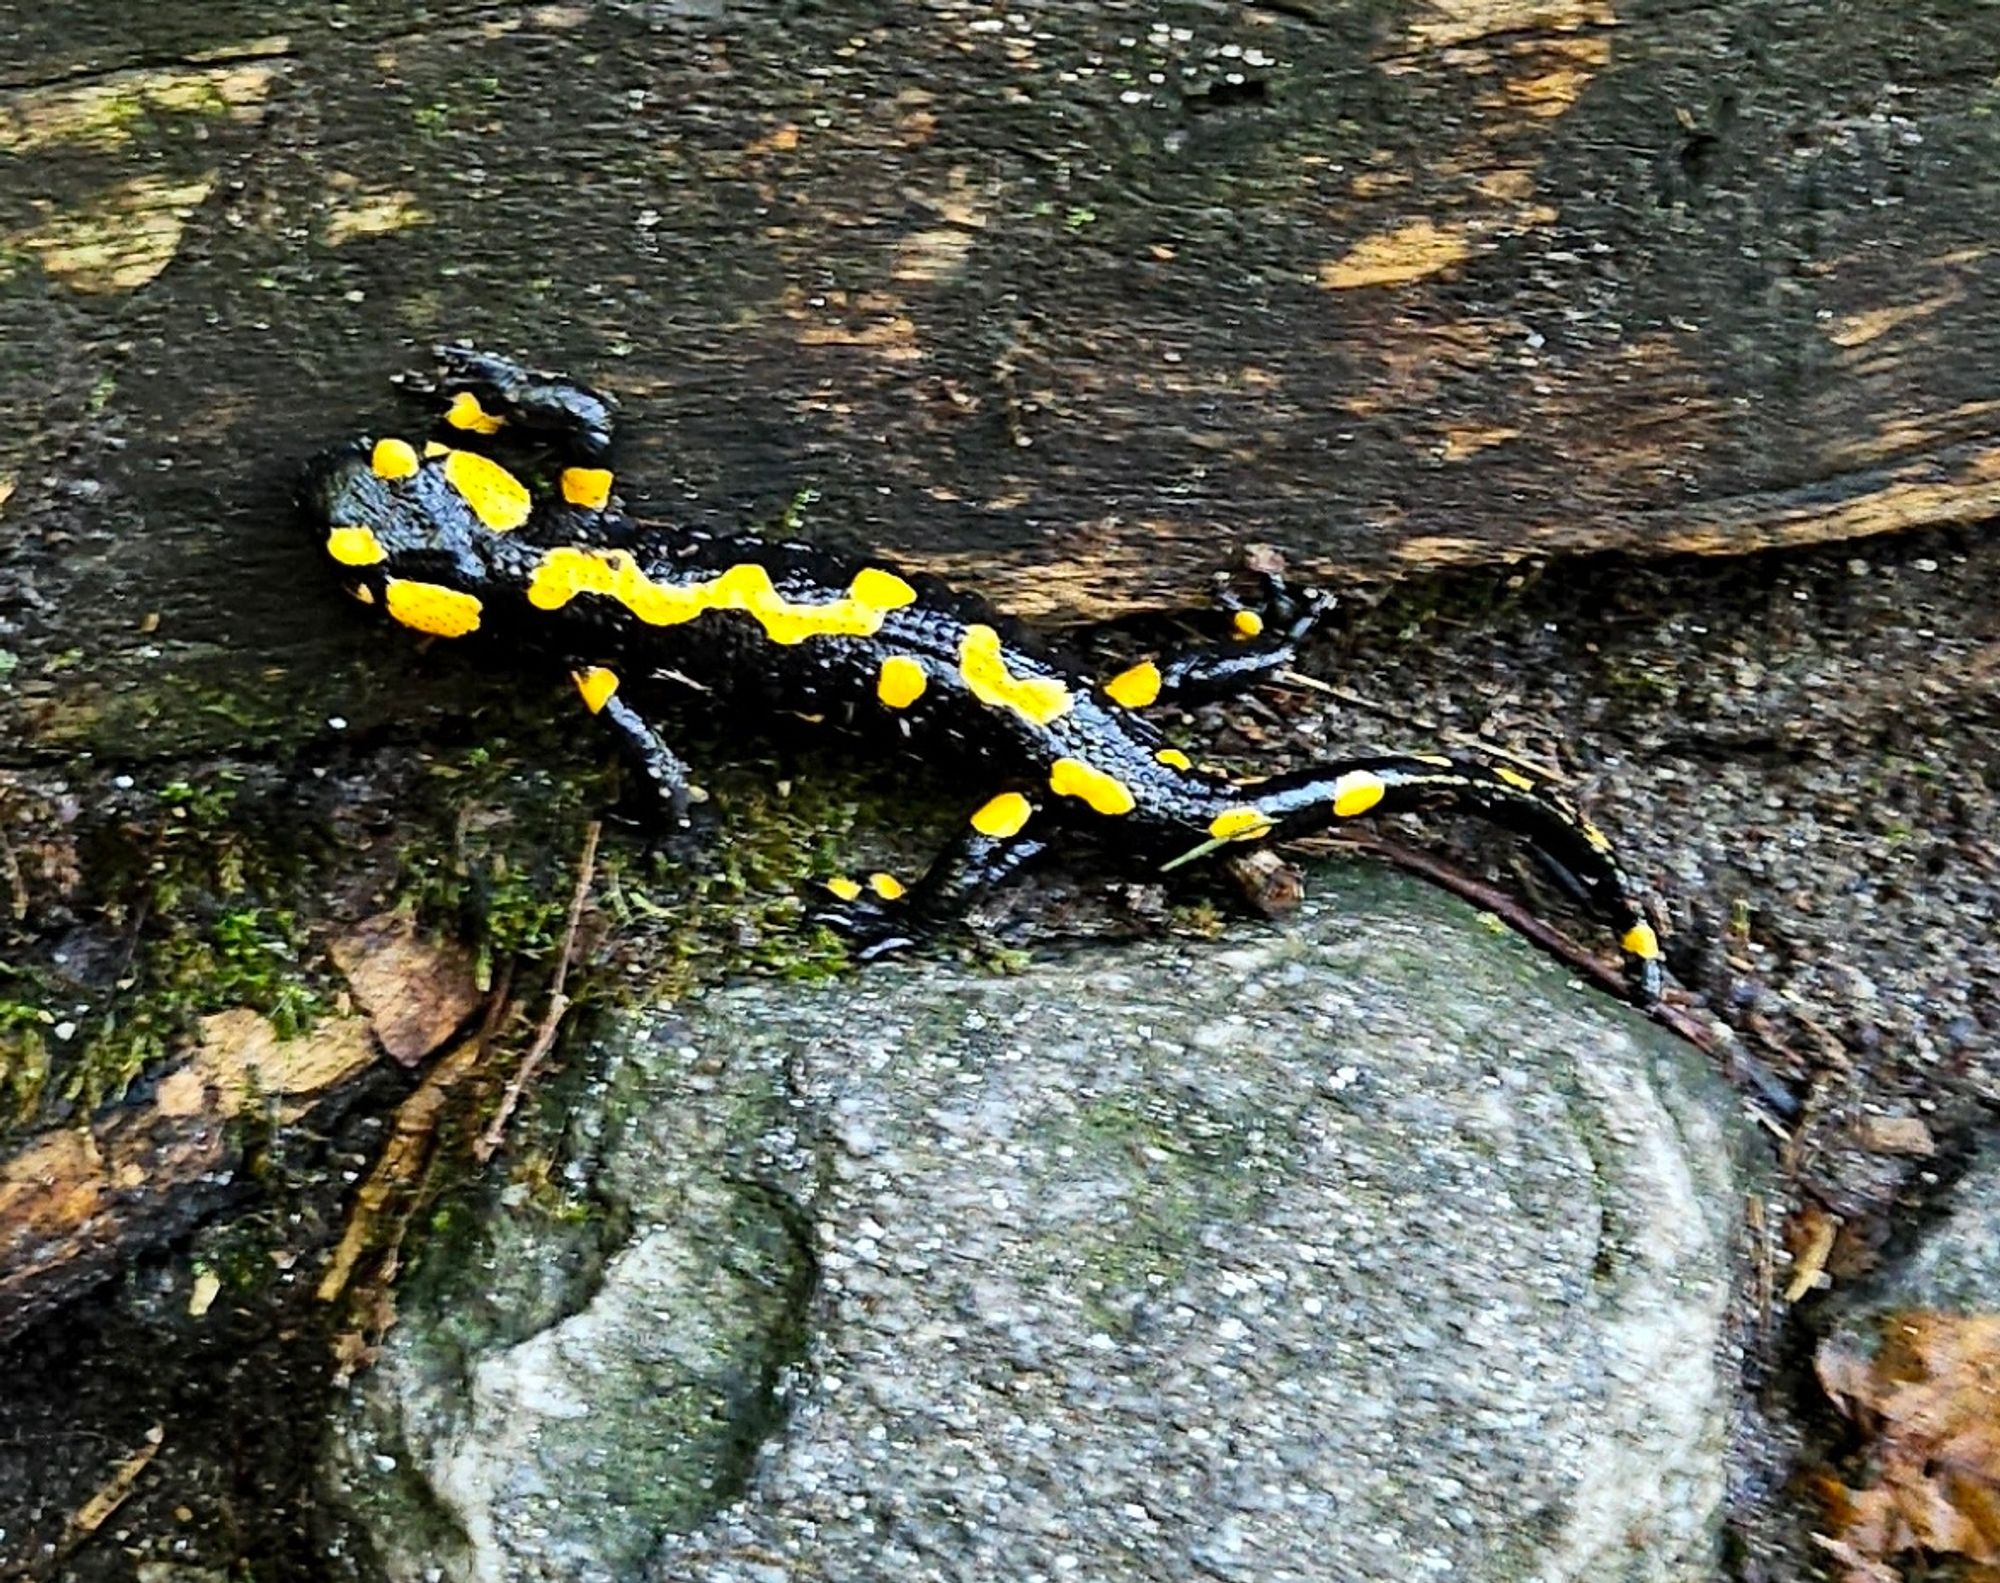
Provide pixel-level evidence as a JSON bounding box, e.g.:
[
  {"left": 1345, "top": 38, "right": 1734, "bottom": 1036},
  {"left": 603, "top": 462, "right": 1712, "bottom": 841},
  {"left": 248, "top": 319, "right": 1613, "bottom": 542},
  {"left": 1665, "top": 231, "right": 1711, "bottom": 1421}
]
[{"left": 300, "top": 347, "right": 1664, "bottom": 1002}]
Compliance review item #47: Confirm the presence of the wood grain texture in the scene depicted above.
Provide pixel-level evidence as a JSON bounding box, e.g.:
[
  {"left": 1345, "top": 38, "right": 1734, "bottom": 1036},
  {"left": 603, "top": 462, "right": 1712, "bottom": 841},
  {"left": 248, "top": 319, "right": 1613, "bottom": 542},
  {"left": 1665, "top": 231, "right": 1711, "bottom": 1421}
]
[
  {"left": 0, "top": 0, "right": 1994, "bottom": 729},
  {"left": 0, "top": 1011, "right": 377, "bottom": 1343}
]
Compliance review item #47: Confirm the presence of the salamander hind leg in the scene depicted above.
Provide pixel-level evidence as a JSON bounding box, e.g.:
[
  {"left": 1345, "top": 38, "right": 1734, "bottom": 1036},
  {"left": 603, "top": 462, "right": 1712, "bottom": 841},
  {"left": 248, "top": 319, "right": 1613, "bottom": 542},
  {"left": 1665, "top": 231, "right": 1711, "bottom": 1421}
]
[
  {"left": 814, "top": 789, "right": 1050, "bottom": 961},
  {"left": 1104, "top": 566, "right": 1335, "bottom": 711}
]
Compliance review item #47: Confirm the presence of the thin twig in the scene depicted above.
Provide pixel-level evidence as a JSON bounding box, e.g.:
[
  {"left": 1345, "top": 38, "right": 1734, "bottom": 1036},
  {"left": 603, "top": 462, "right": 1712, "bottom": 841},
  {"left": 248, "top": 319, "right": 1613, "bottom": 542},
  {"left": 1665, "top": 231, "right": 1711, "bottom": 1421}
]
[
  {"left": 1276, "top": 669, "right": 1568, "bottom": 782},
  {"left": 52, "top": 1425, "right": 164, "bottom": 1570},
  {"left": 1315, "top": 830, "right": 1721, "bottom": 1054},
  {"left": 0, "top": 827, "right": 26, "bottom": 921},
  {"left": 317, "top": 964, "right": 514, "bottom": 1308},
  {"left": 475, "top": 821, "right": 601, "bottom": 1162}
]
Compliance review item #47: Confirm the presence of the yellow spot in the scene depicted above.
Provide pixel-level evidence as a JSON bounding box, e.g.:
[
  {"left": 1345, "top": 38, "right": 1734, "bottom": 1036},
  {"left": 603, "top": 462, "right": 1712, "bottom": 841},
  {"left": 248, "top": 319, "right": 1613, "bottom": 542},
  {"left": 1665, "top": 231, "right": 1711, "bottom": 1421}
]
[
  {"left": 423, "top": 440, "right": 450, "bottom": 458},
  {"left": 971, "top": 791, "right": 1032, "bottom": 839},
  {"left": 1156, "top": 748, "right": 1193, "bottom": 771},
  {"left": 959, "top": 625, "right": 1072, "bottom": 725},
  {"left": 527, "top": 550, "right": 917, "bottom": 645},
  {"left": 868, "top": 872, "right": 906, "bottom": 901},
  {"left": 442, "top": 448, "right": 532, "bottom": 532},
  {"left": 370, "top": 437, "right": 419, "bottom": 480},
  {"left": 384, "top": 578, "right": 482, "bottom": 638},
  {"left": 1332, "top": 770, "right": 1386, "bottom": 818},
  {"left": 1621, "top": 922, "right": 1662, "bottom": 962},
  {"left": 1582, "top": 821, "right": 1613, "bottom": 854},
  {"left": 325, "top": 526, "right": 385, "bottom": 566},
  {"left": 825, "top": 876, "right": 863, "bottom": 902},
  {"left": 1232, "top": 609, "right": 1265, "bottom": 639},
  {"left": 1318, "top": 219, "right": 1473, "bottom": 290},
  {"left": 1104, "top": 660, "right": 1163, "bottom": 709},
  {"left": 572, "top": 666, "right": 619, "bottom": 714},
  {"left": 445, "top": 390, "right": 505, "bottom": 435},
  {"left": 560, "top": 467, "right": 614, "bottom": 510},
  {"left": 851, "top": 567, "right": 918, "bottom": 608},
  {"left": 877, "top": 655, "right": 928, "bottom": 709},
  {"left": 1495, "top": 765, "right": 1537, "bottom": 792},
  {"left": 1049, "top": 758, "right": 1136, "bottom": 816},
  {"left": 1209, "top": 806, "right": 1275, "bottom": 842}
]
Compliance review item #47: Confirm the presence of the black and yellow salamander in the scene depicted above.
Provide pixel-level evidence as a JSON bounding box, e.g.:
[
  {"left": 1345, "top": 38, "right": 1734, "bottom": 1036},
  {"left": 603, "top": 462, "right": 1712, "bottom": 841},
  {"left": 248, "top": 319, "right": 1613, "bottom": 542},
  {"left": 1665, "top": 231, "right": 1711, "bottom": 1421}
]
[{"left": 300, "top": 347, "right": 1664, "bottom": 1002}]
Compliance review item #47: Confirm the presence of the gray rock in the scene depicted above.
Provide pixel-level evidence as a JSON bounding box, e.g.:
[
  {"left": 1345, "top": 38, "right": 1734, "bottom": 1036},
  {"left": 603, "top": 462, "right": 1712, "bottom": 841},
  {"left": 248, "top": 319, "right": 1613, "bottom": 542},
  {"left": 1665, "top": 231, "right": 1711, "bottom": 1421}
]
[
  {"left": 328, "top": 869, "right": 1756, "bottom": 1583},
  {"left": 1824, "top": 1137, "right": 2000, "bottom": 1339}
]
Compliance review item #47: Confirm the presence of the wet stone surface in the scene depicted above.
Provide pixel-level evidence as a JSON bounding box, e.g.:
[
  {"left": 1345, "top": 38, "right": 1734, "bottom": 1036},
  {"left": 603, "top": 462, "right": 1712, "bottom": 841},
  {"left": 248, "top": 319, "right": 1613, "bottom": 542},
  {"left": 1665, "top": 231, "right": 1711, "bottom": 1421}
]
[{"left": 330, "top": 870, "right": 1756, "bottom": 1583}]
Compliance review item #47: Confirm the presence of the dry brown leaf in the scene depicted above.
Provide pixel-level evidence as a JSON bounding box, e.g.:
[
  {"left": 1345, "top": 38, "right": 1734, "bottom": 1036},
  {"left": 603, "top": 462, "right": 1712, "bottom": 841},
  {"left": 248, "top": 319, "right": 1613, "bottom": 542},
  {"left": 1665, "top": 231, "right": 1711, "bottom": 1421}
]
[
  {"left": 1785, "top": 1202, "right": 1841, "bottom": 1302},
  {"left": 330, "top": 912, "right": 480, "bottom": 1065},
  {"left": 1856, "top": 1116, "right": 1937, "bottom": 1158},
  {"left": 1817, "top": 1311, "right": 2000, "bottom": 1580},
  {"left": 1226, "top": 847, "right": 1305, "bottom": 917},
  {"left": 156, "top": 1009, "right": 375, "bottom": 1123}
]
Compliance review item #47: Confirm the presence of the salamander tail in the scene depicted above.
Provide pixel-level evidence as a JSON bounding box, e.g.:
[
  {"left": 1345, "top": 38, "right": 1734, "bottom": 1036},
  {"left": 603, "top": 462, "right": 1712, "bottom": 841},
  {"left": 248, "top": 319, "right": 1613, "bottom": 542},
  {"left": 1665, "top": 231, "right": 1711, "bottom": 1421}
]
[{"left": 1197, "top": 753, "right": 1662, "bottom": 1003}]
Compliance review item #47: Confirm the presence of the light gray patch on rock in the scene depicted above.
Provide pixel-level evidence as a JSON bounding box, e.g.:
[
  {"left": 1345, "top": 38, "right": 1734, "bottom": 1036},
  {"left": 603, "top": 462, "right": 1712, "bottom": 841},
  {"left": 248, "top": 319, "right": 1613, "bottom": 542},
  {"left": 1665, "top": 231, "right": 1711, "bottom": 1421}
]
[{"left": 1822, "top": 1136, "right": 2000, "bottom": 1348}]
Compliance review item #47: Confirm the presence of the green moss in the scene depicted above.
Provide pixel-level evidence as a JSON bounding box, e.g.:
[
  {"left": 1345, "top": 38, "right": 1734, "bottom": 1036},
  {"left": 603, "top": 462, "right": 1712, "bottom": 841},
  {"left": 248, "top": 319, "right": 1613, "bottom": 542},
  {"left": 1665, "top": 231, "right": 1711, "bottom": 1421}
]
[
  {"left": 167, "top": 907, "right": 327, "bottom": 1038},
  {"left": 12, "top": 767, "right": 341, "bottom": 1125},
  {"left": 0, "top": 975, "right": 56, "bottom": 1122},
  {"left": 11, "top": 631, "right": 976, "bottom": 1138}
]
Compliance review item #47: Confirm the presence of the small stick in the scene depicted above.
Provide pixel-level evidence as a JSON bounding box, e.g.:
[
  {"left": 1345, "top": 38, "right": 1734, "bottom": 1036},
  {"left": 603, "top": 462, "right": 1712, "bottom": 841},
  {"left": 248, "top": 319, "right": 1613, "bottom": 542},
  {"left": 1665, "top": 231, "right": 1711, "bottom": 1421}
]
[
  {"left": 317, "top": 963, "right": 515, "bottom": 1308},
  {"left": 1276, "top": 669, "right": 1567, "bottom": 783},
  {"left": 54, "top": 1424, "right": 164, "bottom": 1568},
  {"left": 1319, "top": 831, "right": 1721, "bottom": 1053},
  {"left": 475, "top": 820, "right": 601, "bottom": 1162},
  {"left": 0, "top": 827, "right": 26, "bottom": 921}
]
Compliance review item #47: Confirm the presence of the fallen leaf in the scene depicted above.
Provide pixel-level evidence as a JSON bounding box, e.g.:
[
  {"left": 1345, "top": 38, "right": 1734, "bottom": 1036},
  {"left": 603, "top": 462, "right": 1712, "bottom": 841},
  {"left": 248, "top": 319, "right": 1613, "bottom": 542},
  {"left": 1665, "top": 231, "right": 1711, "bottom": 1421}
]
[
  {"left": 1855, "top": 1116, "right": 1936, "bottom": 1158},
  {"left": 1817, "top": 1311, "right": 2000, "bottom": 1580},
  {"left": 330, "top": 912, "right": 480, "bottom": 1065},
  {"left": 1785, "top": 1202, "right": 1841, "bottom": 1302},
  {"left": 188, "top": 1269, "right": 222, "bottom": 1317},
  {"left": 156, "top": 1009, "right": 375, "bottom": 1122}
]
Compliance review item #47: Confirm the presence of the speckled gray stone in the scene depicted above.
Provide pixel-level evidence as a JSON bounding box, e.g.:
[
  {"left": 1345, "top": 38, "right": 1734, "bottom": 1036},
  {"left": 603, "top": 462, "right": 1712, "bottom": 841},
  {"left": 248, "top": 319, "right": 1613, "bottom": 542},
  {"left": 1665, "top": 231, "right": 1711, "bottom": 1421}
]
[
  {"left": 328, "top": 868, "right": 1756, "bottom": 1583},
  {"left": 1824, "top": 1138, "right": 2000, "bottom": 1348}
]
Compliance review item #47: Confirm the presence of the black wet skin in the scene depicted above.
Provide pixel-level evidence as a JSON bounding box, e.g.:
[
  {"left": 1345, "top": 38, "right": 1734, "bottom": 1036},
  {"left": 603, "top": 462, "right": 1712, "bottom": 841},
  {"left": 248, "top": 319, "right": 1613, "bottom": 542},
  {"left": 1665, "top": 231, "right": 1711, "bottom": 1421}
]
[{"left": 300, "top": 349, "right": 1664, "bottom": 1001}]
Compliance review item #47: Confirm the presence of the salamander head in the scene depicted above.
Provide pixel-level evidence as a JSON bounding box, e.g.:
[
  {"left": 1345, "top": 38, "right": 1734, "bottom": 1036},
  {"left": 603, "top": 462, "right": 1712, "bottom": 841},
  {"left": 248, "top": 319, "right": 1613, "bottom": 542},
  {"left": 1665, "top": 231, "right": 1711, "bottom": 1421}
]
[{"left": 299, "top": 437, "right": 507, "bottom": 639}]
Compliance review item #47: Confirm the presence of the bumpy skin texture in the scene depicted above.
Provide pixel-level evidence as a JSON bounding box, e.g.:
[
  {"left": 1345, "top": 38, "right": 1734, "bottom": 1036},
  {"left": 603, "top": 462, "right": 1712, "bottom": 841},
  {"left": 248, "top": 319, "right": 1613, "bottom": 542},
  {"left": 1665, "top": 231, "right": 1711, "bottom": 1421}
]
[{"left": 300, "top": 349, "right": 1664, "bottom": 1001}]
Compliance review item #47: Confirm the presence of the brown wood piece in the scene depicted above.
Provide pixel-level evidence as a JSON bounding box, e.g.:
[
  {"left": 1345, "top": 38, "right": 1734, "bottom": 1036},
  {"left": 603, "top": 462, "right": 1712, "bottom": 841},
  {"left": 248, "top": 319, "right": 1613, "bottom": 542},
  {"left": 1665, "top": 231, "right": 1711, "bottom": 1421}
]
[{"left": 0, "top": 1012, "right": 378, "bottom": 1345}]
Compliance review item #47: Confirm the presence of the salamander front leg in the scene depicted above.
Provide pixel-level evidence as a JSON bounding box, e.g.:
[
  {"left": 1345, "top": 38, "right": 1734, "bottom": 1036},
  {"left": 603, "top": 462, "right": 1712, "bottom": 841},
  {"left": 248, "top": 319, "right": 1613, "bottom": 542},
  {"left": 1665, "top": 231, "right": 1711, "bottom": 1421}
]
[
  {"left": 570, "top": 667, "right": 695, "bottom": 828},
  {"left": 1099, "top": 570, "right": 1334, "bottom": 711},
  {"left": 815, "top": 789, "right": 1050, "bottom": 961}
]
